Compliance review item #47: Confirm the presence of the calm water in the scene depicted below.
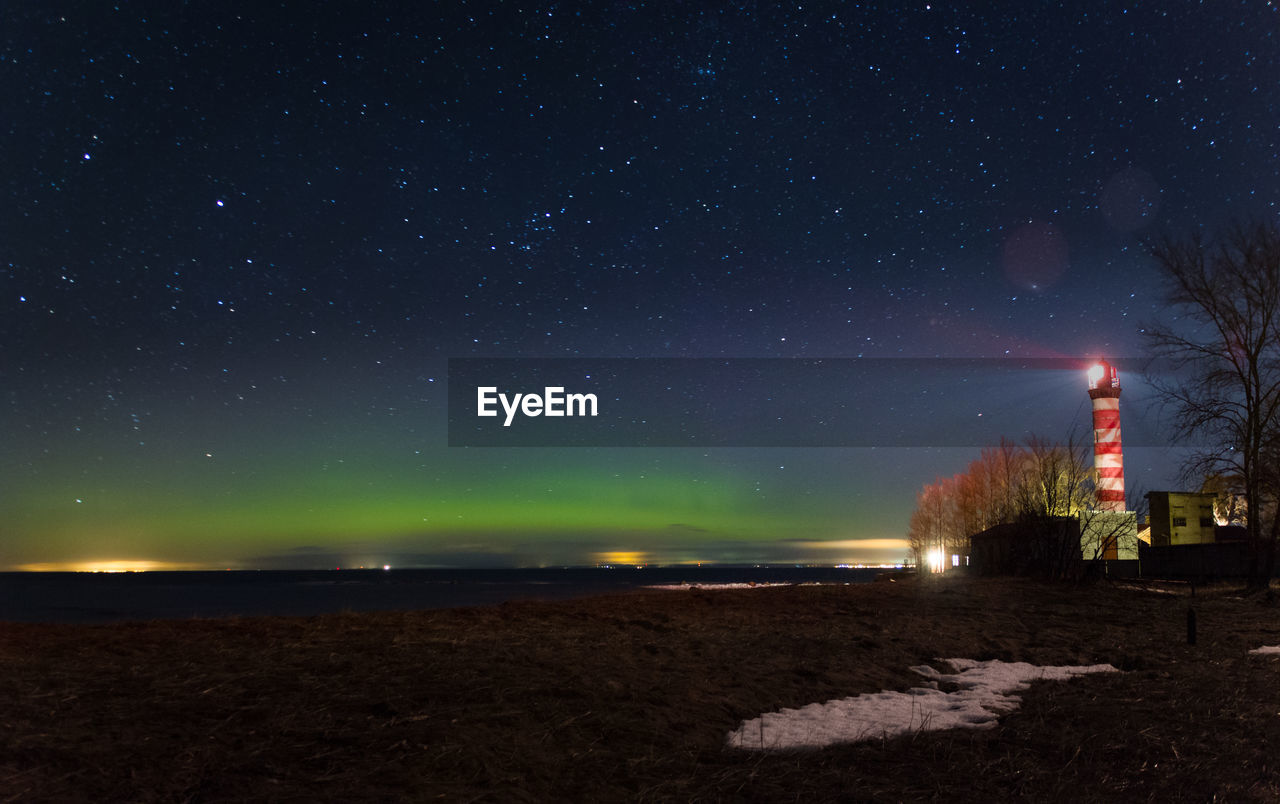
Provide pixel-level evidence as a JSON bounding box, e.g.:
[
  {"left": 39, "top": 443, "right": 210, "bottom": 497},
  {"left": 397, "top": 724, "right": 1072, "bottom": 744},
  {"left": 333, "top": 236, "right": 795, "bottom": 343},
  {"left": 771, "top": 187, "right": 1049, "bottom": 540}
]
[{"left": 0, "top": 567, "right": 889, "bottom": 624}]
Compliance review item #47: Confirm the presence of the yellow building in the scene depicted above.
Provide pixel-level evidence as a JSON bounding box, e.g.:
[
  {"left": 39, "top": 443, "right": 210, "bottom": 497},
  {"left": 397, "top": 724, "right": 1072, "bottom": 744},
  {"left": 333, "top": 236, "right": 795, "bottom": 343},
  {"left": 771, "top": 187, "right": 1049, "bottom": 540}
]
[{"left": 1146, "top": 491, "right": 1216, "bottom": 546}]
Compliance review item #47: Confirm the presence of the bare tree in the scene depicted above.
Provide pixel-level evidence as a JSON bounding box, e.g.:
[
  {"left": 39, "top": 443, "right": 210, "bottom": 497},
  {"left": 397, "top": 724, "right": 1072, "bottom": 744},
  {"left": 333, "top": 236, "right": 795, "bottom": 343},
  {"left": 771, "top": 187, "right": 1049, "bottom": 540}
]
[
  {"left": 1145, "top": 220, "right": 1280, "bottom": 588},
  {"left": 907, "top": 476, "right": 963, "bottom": 572},
  {"left": 955, "top": 440, "right": 1022, "bottom": 533},
  {"left": 1012, "top": 435, "right": 1091, "bottom": 519},
  {"left": 906, "top": 482, "right": 939, "bottom": 570}
]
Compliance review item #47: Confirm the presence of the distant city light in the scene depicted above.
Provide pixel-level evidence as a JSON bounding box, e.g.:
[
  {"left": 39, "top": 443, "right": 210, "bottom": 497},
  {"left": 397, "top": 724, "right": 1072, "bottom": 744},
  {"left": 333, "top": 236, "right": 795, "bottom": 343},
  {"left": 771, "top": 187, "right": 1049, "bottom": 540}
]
[{"left": 15, "top": 560, "right": 198, "bottom": 573}]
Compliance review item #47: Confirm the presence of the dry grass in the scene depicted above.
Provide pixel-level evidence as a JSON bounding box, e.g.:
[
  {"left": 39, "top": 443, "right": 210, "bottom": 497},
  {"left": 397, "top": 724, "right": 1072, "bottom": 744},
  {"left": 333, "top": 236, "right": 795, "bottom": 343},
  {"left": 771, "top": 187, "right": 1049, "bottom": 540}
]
[{"left": 2, "top": 576, "right": 1280, "bottom": 801}]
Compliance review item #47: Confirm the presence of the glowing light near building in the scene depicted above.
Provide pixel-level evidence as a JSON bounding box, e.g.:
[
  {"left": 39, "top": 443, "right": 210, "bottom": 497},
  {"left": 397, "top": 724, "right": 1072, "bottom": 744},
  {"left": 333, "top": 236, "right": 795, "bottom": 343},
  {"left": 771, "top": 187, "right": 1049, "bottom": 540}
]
[{"left": 927, "top": 549, "right": 945, "bottom": 573}]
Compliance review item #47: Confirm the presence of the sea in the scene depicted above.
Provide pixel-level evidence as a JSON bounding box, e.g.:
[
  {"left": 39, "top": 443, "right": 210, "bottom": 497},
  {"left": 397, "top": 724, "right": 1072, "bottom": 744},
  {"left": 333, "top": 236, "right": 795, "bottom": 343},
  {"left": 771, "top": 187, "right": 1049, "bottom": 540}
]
[{"left": 0, "top": 566, "right": 894, "bottom": 624}]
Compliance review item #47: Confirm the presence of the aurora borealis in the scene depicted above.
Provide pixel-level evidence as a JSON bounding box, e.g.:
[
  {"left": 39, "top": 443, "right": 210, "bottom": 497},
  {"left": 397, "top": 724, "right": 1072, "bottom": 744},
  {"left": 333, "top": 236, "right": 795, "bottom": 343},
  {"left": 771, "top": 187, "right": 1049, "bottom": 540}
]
[{"left": 2, "top": 3, "right": 1277, "bottom": 570}]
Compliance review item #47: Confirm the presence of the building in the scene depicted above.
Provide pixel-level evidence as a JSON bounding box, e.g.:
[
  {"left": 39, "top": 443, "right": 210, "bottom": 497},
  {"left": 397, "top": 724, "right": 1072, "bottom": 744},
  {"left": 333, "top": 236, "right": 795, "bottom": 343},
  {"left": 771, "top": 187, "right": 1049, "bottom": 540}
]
[
  {"left": 1081, "top": 510, "right": 1140, "bottom": 560},
  {"left": 1146, "top": 491, "right": 1216, "bottom": 546},
  {"left": 970, "top": 517, "right": 1082, "bottom": 578}
]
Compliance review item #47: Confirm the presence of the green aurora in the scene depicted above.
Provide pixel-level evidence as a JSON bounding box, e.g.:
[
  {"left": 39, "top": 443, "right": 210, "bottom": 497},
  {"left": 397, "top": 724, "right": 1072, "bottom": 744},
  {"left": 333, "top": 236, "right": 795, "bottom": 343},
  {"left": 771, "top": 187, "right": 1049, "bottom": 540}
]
[{"left": 5, "top": 421, "right": 922, "bottom": 569}]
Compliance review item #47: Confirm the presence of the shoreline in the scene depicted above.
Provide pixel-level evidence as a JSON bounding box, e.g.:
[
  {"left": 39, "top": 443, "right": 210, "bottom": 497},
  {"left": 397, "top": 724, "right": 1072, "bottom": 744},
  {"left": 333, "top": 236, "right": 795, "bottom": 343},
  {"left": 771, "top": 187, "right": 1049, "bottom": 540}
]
[{"left": 0, "top": 565, "right": 888, "bottom": 625}]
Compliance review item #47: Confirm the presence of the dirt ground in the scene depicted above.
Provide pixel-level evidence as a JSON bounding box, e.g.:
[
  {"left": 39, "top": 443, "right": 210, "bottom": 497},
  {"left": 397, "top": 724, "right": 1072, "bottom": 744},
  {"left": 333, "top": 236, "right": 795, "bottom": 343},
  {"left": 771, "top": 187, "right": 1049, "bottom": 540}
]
[{"left": 3, "top": 575, "right": 1280, "bottom": 802}]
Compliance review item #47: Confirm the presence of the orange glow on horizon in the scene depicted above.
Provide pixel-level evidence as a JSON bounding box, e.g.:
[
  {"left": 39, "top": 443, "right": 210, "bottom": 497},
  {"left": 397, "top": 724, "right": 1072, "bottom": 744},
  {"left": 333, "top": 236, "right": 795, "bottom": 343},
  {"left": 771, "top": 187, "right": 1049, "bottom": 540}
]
[
  {"left": 14, "top": 560, "right": 205, "bottom": 573},
  {"left": 593, "top": 550, "right": 649, "bottom": 566}
]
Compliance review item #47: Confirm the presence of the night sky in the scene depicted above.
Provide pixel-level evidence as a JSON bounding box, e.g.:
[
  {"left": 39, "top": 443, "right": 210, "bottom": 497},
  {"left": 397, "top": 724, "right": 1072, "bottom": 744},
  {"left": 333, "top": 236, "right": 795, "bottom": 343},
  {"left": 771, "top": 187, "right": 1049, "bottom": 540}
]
[{"left": 3, "top": 3, "right": 1277, "bottom": 571}]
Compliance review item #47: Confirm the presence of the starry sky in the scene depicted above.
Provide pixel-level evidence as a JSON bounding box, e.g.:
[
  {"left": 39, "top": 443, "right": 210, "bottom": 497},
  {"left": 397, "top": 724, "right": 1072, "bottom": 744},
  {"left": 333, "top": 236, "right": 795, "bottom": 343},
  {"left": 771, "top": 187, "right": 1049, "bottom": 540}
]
[{"left": 2, "top": 3, "right": 1277, "bottom": 571}]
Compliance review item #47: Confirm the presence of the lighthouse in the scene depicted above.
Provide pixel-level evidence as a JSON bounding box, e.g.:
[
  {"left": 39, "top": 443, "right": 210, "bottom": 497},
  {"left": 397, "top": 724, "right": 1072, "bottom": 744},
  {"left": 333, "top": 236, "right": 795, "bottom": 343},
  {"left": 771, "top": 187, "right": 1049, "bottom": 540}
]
[{"left": 1086, "top": 359, "right": 1125, "bottom": 512}]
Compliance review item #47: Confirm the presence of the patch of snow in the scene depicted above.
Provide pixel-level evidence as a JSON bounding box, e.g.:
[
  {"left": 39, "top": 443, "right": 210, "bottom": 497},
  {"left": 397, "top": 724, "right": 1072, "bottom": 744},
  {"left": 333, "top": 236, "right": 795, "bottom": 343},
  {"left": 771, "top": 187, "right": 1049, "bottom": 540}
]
[
  {"left": 727, "top": 658, "right": 1119, "bottom": 751},
  {"left": 1249, "top": 645, "right": 1280, "bottom": 655}
]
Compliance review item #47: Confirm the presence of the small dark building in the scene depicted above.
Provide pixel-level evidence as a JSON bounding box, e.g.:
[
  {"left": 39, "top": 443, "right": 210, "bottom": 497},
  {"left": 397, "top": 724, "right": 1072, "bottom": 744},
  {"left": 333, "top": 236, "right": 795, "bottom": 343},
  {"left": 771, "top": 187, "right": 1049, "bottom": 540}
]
[{"left": 969, "top": 517, "right": 1082, "bottom": 579}]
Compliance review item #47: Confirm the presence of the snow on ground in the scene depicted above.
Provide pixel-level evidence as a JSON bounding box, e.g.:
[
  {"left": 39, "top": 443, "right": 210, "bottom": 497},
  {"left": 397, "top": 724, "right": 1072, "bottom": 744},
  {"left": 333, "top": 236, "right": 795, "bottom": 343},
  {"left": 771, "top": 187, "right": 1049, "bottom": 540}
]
[
  {"left": 1249, "top": 645, "right": 1280, "bottom": 655},
  {"left": 727, "top": 658, "right": 1119, "bottom": 751}
]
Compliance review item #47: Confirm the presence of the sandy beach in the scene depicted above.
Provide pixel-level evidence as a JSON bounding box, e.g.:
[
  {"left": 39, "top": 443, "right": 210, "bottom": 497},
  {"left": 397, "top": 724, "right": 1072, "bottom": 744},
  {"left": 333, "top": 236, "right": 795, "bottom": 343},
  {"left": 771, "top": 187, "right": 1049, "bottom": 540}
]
[{"left": 3, "top": 576, "right": 1280, "bottom": 801}]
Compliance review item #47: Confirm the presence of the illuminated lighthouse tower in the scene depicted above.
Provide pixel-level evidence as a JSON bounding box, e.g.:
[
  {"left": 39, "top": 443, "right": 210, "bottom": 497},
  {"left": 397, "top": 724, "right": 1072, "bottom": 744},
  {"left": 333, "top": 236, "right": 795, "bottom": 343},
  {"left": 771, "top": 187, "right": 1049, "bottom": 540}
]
[{"left": 1087, "top": 359, "right": 1125, "bottom": 512}]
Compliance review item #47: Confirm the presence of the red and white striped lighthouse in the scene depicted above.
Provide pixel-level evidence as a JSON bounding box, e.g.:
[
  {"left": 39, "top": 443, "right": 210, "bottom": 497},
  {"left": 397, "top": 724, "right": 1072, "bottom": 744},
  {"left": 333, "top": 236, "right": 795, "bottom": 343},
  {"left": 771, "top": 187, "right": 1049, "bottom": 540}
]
[{"left": 1087, "top": 358, "right": 1125, "bottom": 512}]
